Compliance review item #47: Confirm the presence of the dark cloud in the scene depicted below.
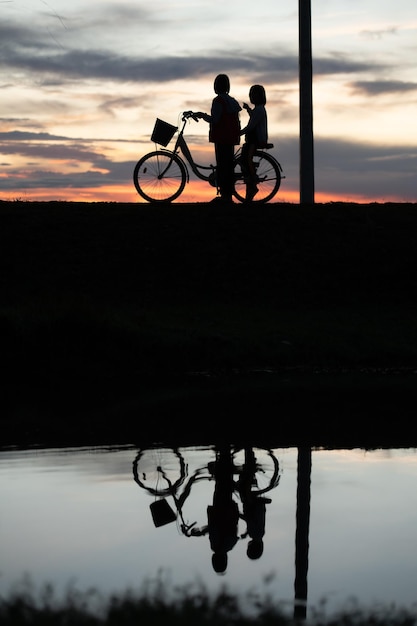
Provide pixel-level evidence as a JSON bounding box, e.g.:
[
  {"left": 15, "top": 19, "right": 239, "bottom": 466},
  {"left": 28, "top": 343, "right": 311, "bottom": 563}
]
[
  {"left": 1, "top": 140, "right": 102, "bottom": 163},
  {"left": 314, "top": 136, "right": 417, "bottom": 172},
  {"left": 0, "top": 15, "right": 385, "bottom": 86},
  {"left": 99, "top": 96, "right": 139, "bottom": 115},
  {"left": 1, "top": 9, "right": 415, "bottom": 202},
  {"left": 0, "top": 131, "right": 136, "bottom": 168},
  {"left": 314, "top": 137, "right": 417, "bottom": 200},
  {"left": 0, "top": 130, "right": 69, "bottom": 142},
  {"left": 1, "top": 47, "right": 383, "bottom": 86},
  {"left": 349, "top": 80, "right": 417, "bottom": 96},
  {"left": 313, "top": 55, "right": 381, "bottom": 75},
  {"left": 0, "top": 161, "right": 132, "bottom": 190},
  {"left": 2, "top": 129, "right": 416, "bottom": 201},
  {"left": 0, "top": 129, "right": 144, "bottom": 191},
  {"left": 273, "top": 134, "right": 417, "bottom": 201}
]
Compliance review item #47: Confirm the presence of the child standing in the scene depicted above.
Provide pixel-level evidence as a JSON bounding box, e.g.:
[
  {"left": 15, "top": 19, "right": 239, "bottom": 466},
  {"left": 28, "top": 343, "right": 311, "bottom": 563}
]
[
  {"left": 196, "top": 74, "right": 242, "bottom": 203},
  {"left": 240, "top": 85, "right": 268, "bottom": 202}
]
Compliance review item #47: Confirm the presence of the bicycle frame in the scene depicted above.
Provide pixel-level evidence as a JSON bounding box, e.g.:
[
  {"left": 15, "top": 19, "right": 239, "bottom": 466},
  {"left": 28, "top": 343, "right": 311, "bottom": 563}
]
[
  {"left": 133, "top": 445, "right": 280, "bottom": 537},
  {"left": 163, "top": 116, "right": 217, "bottom": 185},
  {"left": 133, "top": 111, "right": 284, "bottom": 203},
  {"left": 166, "top": 115, "right": 279, "bottom": 188},
  {"left": 164, "top": 446, "right": 280, "bottom": 538}
]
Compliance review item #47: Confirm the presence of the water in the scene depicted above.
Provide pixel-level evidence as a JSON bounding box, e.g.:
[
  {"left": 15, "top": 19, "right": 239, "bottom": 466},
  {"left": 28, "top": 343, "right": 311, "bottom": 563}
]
[{"left": 1, "top": 445, "right": 417, "bottom": 619}]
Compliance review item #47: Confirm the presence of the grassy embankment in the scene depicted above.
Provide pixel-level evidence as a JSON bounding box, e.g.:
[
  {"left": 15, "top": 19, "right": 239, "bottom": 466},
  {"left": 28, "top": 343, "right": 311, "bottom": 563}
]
[
  {"left": 2, "top": 200, "right": 417, "bottom": 447},
  {"left": 1, "top": 577, "right": 416, "bottom": 626}
]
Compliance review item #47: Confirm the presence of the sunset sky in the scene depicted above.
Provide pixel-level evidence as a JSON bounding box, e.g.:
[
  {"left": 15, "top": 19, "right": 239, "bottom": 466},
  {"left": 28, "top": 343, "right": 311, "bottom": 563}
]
[{"left": 1, "top": 0, "right": 416, "bottom": 203}]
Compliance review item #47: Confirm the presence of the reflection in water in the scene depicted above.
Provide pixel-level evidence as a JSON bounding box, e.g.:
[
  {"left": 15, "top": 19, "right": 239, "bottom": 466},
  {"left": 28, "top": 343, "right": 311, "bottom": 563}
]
[
  {"left": 192, "top": 446, "right": 240, "bottom": 574},
  {"left": 294, "top": 447, "right": 312, "bottom": 620},
  {"left": 133, "top": 444, "right": 310, "bottom": 617},
  {"left": 2, "top": 445, "right": 417, "bottom": 620}
]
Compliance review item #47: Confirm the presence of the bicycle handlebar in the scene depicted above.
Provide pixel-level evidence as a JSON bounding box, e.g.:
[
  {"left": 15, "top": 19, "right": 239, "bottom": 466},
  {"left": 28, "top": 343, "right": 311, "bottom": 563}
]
[{"left": 182, "top": 110, "right": 200, "bottom": 123}]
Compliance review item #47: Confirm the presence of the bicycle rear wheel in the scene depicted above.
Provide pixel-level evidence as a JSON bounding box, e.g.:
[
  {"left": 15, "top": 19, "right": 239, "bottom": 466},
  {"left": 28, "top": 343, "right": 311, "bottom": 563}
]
[
  {"left": 233, "top": 447, "right": 280, "bottom": 495},
  {"left": 233, "top": 151, "right": 282, "bottom": 203},
  {"left": 133, "top": 150, "right": 187, "bottom": 202}
]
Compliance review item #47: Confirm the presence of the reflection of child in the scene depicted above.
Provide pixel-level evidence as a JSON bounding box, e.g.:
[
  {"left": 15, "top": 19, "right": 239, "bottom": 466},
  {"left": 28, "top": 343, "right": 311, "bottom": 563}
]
[
  {"left": 207, "top": 499, "right": 240, "bottom": 573},
  {"left": 188, "top": 447, "right": 240, "bottom": 575},
  {"left": 240, "top": 84, "right": 268, "bottom": 202},
  {"left": 237, "top": 447, "right": 271, "bottom": 560},
  {"left": 243, "top": 495, "right": 271, "bottom": 560}
]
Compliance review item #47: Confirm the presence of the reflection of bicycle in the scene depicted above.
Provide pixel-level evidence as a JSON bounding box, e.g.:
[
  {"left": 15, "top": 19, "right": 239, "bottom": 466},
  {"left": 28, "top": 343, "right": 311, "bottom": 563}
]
[
  {"left": 132, "top": 447, "right": 187, "bottom": 496},
  {"left": 133, "top": 112, "right": 284, "bottom": 203},
  {"left": 132, "top": 446, "right": 280, "bottom": 534}
]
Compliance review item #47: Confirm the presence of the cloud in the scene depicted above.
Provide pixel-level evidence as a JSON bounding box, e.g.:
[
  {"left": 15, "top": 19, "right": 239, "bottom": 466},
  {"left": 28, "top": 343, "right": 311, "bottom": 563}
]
[
  {"left": 0, "top": 128, "right": 143, "bottom": 191},
  {"left": 0, "top": 130, "right": 134, "bottom": 163},
  {"left": 0, "top": 13, "right": 388, "bottom": 88},
  {"left": 0, "top": 149, "right": 130, "bottom": 190},
  {"left": 313, "top": 54, "right": 382, "bottom": 76},
  {"left": 1, "top": 45, "right": 384, "bottom": 88},
  {"left": 1, "top": 130, "right": 69, "bottom": 142},
  {"left": 313, "top": 137, "right": 417, "bottom": 200},
  {"left": 278, "top": 134, "right": 417, "bottom": 201},
  {"left": 349, "top": 80, "right": 417, "bottom": 96},
  {"left": 1, "top": 140, "right": 101, "bottom": 163},
  {"left": 1, "top": 2, "right": 415, "bottom": 203},
  {"left": 98, "top": 97, "right": 139, "bottom": 116},
  {"left": 359, "top": 26, "right": 399, "bottom": 39},
  {"left": 2, "top": 127, "right": 416, "bottom": 201}
]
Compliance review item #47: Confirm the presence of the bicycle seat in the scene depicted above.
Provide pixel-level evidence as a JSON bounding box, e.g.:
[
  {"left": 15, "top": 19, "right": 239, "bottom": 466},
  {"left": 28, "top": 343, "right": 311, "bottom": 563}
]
[{"left": 265, "top": 143, "right": 274, "bottom": 149}]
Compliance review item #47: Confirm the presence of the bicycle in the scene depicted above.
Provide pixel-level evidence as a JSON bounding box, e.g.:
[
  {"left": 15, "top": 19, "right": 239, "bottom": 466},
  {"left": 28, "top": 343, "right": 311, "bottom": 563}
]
[
  {"left": 133, "top": 111, "right": 284, "bottom": 204},
  {"left": 132, "top": 445, "right": 281, "bottom": 535}
]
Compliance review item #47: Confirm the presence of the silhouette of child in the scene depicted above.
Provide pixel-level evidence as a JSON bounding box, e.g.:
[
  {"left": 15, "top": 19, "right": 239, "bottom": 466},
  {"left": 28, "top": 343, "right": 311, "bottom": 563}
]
[
  {"left": 243, "top": 495, "right": 271, "bottom": 559},
  {"left": 207, "top": 498, "right": 239, "bottom": 573},
  {"left": 196, "top": 74, "right": 241, "bottom": 203},
  {"left": 241, "top": 84, "right": 268, "bottom": 202},
  {"left": 188, "top": 446, "right": 240, "bottom": 574},
  {"left": 237, "top": 447, "right": 271, "bottom": 560}
]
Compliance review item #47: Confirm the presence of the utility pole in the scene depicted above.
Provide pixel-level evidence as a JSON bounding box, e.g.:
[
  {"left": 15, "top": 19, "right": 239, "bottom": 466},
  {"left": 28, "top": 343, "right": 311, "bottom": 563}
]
[
  {"left": 299, "top": 0, "right": 315, "bottom": 204},
  {"left": 294, "top": 447, "right": 312, "bottom": 621}
]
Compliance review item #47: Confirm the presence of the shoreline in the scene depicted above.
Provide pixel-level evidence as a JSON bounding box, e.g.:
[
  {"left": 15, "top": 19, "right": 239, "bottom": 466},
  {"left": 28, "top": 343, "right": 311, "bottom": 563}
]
[{"left": 3, "top": 200, "right": 417, "bottom": 448}]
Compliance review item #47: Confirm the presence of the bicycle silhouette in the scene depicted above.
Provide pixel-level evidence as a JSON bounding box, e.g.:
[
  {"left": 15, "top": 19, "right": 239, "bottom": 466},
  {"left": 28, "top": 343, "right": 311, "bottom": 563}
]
[
  {"left": 132, "top": 445, "right": 280, "bottom": 542},
  {"left": 133, "top": 112, "right": 284, "bottom": 203}
]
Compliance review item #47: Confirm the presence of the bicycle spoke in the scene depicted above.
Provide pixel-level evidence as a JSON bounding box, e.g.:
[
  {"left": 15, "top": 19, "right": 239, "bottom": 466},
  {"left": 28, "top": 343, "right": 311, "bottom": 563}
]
[
  {"left": 233, "top": 151, "right": 281, "bottom": 203},
  {"left": 133, "top": 447, "right": 187, "bottom": 496},
  {"left": 133, "top": 151, "right": 186, "bottom": 202},
  {"left": 233, "top": 447, "right": 280, "bottom": 494}
]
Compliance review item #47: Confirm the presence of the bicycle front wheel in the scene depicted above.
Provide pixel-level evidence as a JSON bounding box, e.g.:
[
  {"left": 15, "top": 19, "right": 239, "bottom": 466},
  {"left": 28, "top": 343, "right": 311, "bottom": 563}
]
[
  {"left": 233, "top": 151, "right": 282, "bottom": 203},
  {"left": 133, "top": 151, "right": 187, "bottom": 202},
  {"left": 133, "top": 447, "right": 187, "bottom": 496}
]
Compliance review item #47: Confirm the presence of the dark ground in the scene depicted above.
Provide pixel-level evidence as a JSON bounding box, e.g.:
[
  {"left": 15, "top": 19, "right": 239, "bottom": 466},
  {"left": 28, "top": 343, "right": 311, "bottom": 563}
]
[{"left": 2, "top": 199, "right": 417, "bottom": 449}]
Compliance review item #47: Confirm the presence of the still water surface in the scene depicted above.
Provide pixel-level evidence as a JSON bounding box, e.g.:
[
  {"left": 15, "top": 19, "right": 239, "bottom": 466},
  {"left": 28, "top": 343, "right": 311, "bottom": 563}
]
[{"left": 1, "top": 445, "right": 417, "bottom": 617}]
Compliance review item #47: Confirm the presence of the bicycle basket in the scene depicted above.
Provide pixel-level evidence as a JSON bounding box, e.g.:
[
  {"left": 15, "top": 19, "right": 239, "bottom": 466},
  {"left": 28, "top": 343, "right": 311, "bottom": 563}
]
[
  {"left": 151, "top": 118, "right": 178, "bottom": 146},
  {"left": 150, "top": 498, "right": 177, "bottom": 527}
]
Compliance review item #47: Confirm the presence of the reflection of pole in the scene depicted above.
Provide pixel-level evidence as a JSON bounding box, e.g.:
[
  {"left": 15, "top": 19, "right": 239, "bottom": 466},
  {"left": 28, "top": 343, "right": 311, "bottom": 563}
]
[
  {"left": 299, "top": 0, "right": 315, "bottom": 204},
  {"left": 294, "top": 447, "right": 312, "bottom": 620}
]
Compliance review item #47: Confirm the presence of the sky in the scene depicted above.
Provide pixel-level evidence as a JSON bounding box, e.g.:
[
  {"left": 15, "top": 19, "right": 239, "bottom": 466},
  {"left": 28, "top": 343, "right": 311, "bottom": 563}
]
[{"left": 1, "top": 0, "right": 416, "bottom": 204}]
